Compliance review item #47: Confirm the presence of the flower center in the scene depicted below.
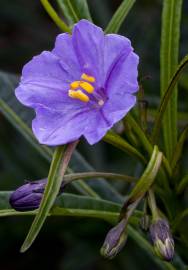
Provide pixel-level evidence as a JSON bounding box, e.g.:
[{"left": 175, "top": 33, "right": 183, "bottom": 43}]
[{"left": 68, "top": 73, "right": 104, "bottom": 106}]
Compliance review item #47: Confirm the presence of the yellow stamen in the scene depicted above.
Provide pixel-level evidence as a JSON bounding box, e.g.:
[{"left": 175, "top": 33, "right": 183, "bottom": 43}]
[
  {"left": 80, "top": 81, "right": 94, "bottom": 93},
  {"left": 70, "top": 81, "right": 80, "bottom": 89},
  {"left": 81, "top": 73, "right": 95, "bottom": 83},
  {"left": 68, "top": 89, "right": 89, "bottom": 102}
]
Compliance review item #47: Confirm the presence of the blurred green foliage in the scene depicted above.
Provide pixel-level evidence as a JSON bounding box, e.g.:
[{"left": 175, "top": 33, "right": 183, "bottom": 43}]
[{"left": 0, "top": 0, "right": 188, "bottom": 269}]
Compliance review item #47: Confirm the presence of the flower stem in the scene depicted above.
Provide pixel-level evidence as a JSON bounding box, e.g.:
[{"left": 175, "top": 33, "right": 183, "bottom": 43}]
[
  {"left": 148, "top": 188, "right": 159, "bottom": 221},
  {"left": 63, "top": 172, "right": 137, "bottom": 186},
  {"left": 20, "top": 141, "right": 78, "bottom": 252},
  {"left": 40, "top": 0, "right": 71, "bottom": 33}
]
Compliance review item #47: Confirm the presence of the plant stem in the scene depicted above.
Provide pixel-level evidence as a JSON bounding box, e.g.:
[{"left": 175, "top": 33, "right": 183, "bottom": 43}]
[
  {"left": 21, "top": 141, "right": 78, "bottom": 252},
  {"left": 148, "top": 188, "right": 159, "bottom": 221},
  {"left": 40, "top": 0, "right": 71, "bottom": 33},
  {"left": 63, "top": 172, "right": 137, "bottom": 185}
]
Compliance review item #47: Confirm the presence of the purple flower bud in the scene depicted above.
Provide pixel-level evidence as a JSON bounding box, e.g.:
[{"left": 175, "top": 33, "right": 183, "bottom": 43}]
[
  {"left": 100, "top": 219, "right": 128, "bottom": 259},
  {"left": 150, "top": 219, "right": 174, "bottom": 261},
  {"left": 9, "top": 179, "right": 47, "bottom": 211}
]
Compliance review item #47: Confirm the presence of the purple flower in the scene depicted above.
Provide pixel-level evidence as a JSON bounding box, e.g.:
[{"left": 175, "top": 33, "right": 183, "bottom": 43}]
[{"left": 15, "top": 20, "right": 139, "bottom": 145}]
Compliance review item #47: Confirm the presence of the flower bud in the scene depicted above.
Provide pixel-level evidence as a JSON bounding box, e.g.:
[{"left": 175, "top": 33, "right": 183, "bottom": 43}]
[
  {"left": 100, "top": 219, "right": 128, "bottom": 259},
  {"left": 150, "top": 219, "right": 174, "bottom": 261},
  {"left": 9, "top": 179, "right": 47, "bottom": 211}
]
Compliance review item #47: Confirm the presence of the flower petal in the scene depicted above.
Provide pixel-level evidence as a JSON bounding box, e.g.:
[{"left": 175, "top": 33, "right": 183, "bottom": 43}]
[
  {"left": 72, "top": 20, "right": 104, "bottom": 83},
  {"left": 32, "top": 106, "right": 93, "bottom": 145},
  {"left": 52, "top": 33, "right": 81, "bottom": 80},
  {"left": 104, "top": 34, "right": 132, "bottom": 83},
  {"left": 102, "top": 93, "right": 136, "bottom": 126},
  {"left": 105, "top": 51, "right": 139, "bottom": 95},
  {"left": 15, "top": 51, "right": 80, "bottom": 109}
]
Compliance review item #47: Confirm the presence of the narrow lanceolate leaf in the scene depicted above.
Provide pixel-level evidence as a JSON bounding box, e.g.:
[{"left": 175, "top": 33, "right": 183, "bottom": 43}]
[
  {"left": 20, "top": 142, "right": 77, "bottom": 252},
  {"left": 0, "top": 191, "right": 178, "bottom": 270},
  {"left": 152, "top": 55, "right": 188, "bottom": 143},
  {"left": 160, "top": 0, "right": 183, "bottom": 160},
  {"left": 0, "top": 191, "right": 121, "bottom": 221},
  {"left": 105, "top": 0, "right": 136, "bottom": 34},
  {"left": 62, "top": 172, "right": 137, "bottom": 185},
  {"left": 172, "top": 208, "right": 188, "bottom": 231},
  {"left": 119, "top": 146, "right": 162, "bottom": 228},
  {"left": 57, "top": 0, "right": 92, "bottom": 25},
  {"left": 40, "top": 0, "right": 71, "bottom": 32},
  {"left": 129, "top": 146, "right": 162, "bottom": 202},
  {"left": 103, "top": 131, "right": 147, "bottom": 164},
  {"left": 171, "top": 125, "right": 188, "bottom": 172},
  {"left": 177, "top": 174, "right": 188, "bottom": 194}
]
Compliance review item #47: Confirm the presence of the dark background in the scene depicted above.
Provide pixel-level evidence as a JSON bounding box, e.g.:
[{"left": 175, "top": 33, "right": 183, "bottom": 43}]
[{"left": 0, "top": 0, "right": 188, "bottom": 269}]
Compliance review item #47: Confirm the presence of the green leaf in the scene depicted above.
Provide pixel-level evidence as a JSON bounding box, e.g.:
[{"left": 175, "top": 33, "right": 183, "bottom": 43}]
[
  {"left": 129, "top": 146, "right": 162, "bottom": 202},
  {"left": 103, "top": 131, "right": 147, "bottom": 164},
  {"left": 177, "top": 174, "right": 188, "bottom": 194},
  {"left": 148, "top": 109, "right": 188, "bottom": 127},
  {"left": 20, "top": 143, "right": 77, "bottom": 252},
  {"left": 105, "top": 0, "right": 136, "bottom": 34},
  {"left": 171, "top": 125, "right": 188, "bottom": 172},
  {"left": 0, "top": 191, "right": 121, "bottom": 222},
  {"left": 172, "top": 208, "right": 188, "bottom": 231},
  {"left": 125, "top": 114, "right": 172, "bottom": 185},
  {"left": 160, "top": 0, "right": 183, "bottom": 160},
  {"left": 125, "top": 114, "right": 153, "bottom": 155},
  {"left": 152, "top": 55, "right": 188, "bottom": 144},
  {"left": 57, "top": 0, "right": 92, "bottom": 25},
  {"left": 0, "top": 191, "right": 12, "bottom": 210},
  {"left": 0, "top": 190, "right": 121, "bottom": 212},
  {"left": 40, "top": 0, "right": 71, "bottom": 32},
  {"left": 55, "top": 193, "right": 121, "bottom": 212},
  {"left": 0, "top": 191, "right": 182, "bottom": 269},
  {"left": 63, "top": 172, "right": 137, "bottom": 185}
]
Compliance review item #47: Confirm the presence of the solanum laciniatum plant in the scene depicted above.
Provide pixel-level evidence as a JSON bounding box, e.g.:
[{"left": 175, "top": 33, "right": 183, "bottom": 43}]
[{"left": 0, "top": 0, "right": 188, "bottom": 269}]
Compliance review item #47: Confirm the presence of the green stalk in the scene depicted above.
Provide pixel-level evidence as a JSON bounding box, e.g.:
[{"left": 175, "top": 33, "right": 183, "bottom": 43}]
[
  {"left": 63, "top": 172, "right": 137, "bottom": 185},
  {"left": 148, "top": 189, "right": 159, "bottom": 221},
  {"left": 103, "top": 131, "right": 147, "bottom": 164},
  {"left": 160, "top": 0, "right": 183, "bottom": 160},
  {"left": 21, "top": 142, "right": 78, "bottom": 252},
  {"left": 105, "top": 0, "right": 136, "bottom": 34},
  {"left": 40, "top": 0, "right": 71, "bottom": 32},
  {"left": 128, "top": 146, "right": 163, "bottom": 203},
  {"left": 176, "top": 174, "right": 188, "bottom": 194},
  {"left": 125, "top": 114, "right": 171, "bottom": 191}
]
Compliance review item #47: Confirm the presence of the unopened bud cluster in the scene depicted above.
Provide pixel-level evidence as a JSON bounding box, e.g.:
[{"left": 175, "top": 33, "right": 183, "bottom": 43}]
[{"left": 150, "top": 219, "right": 174, "bottom": 261}]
